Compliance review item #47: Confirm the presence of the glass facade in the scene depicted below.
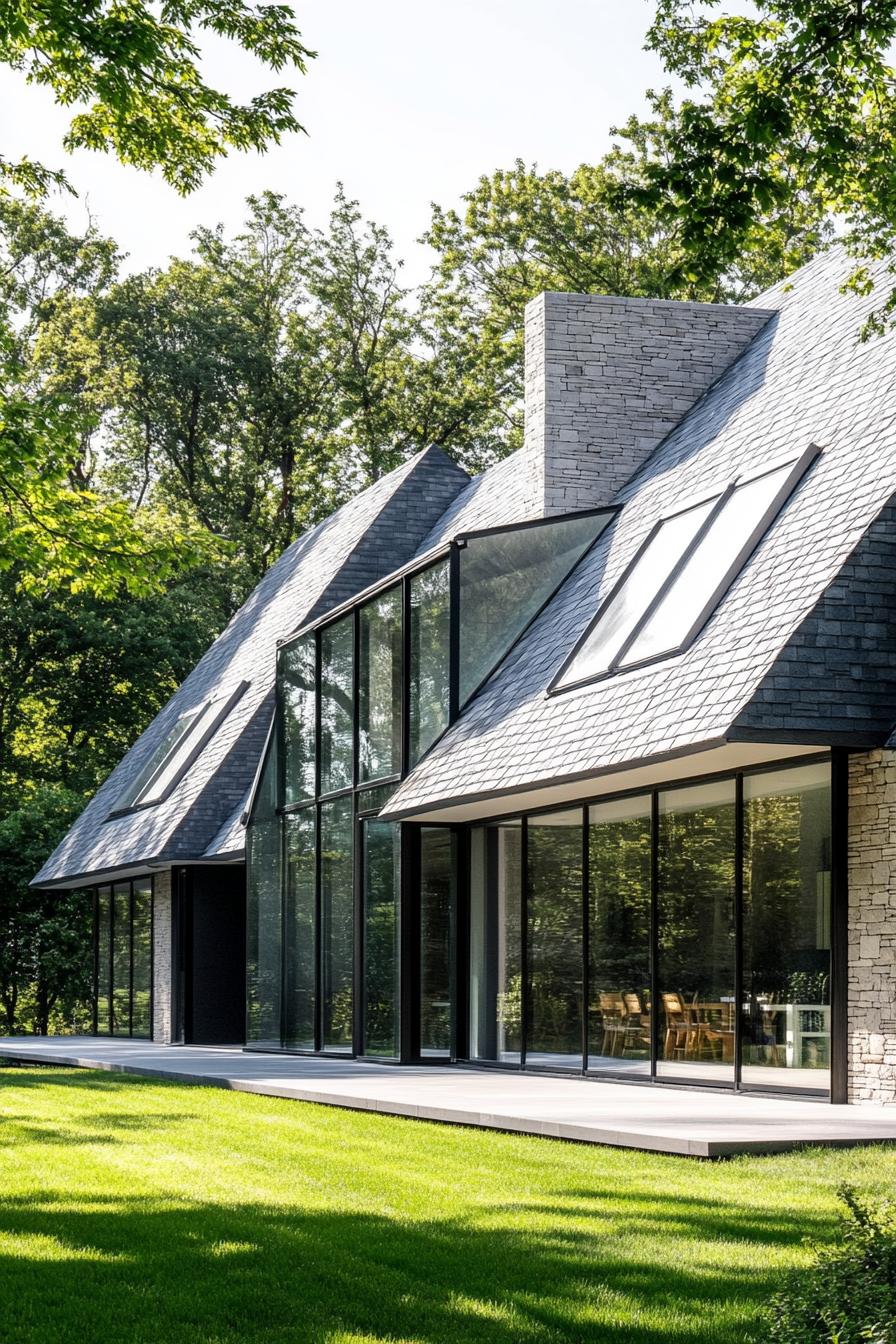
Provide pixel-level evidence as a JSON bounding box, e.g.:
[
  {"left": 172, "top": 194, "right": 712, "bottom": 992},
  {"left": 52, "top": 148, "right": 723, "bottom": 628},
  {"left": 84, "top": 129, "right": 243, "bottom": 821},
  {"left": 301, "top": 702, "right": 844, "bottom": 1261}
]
[
  {"left": 93, "top": 878, "right": 153, "bottom": 1038},
  {"left": 468, "top": 760, "right": 835, "bottom": 1094},
  {"left": 359, "top": 586, "right": 402, "bottom": 782},
  {"left": 588, "top": 797, "right": 651, "bottom": 1076},
  {"left": 246, "top": 507, "right": 613, "bottom": 1059},
  {"left": 244, "top": 501, "right": 839, "bottom": 1097}
]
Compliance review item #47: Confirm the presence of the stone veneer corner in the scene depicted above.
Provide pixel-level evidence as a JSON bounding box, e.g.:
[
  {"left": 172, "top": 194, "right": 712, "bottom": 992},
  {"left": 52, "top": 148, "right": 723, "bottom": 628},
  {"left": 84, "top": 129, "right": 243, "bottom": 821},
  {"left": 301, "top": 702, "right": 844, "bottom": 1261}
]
[{"left": 848, "top": 750, "right": 896, "bottom": 1103}]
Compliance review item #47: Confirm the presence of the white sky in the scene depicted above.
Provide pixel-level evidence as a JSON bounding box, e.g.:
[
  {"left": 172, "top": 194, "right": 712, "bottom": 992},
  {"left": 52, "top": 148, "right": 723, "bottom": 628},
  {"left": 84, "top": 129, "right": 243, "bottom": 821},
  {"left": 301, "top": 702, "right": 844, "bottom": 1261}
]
[{"left": 1, "top": 1, "right": 667, "bottom": 286}]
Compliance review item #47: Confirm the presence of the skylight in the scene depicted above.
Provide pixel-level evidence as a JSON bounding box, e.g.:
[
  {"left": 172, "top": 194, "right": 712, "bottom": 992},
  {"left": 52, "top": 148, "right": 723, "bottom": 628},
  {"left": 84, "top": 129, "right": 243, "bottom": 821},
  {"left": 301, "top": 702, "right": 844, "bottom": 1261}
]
[
  {"left": 553, "top": 444, "right": 820, "bottom": 692},
  {"left": 109, "top": 682, "right": 248, "bottom": 817}
]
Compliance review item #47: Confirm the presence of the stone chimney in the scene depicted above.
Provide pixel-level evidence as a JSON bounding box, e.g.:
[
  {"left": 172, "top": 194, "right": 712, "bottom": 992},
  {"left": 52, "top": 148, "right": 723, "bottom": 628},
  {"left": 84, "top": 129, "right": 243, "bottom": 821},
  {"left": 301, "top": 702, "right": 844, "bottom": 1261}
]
[{"left": 523, "top": 291, "right": 775, "bottom": 514}]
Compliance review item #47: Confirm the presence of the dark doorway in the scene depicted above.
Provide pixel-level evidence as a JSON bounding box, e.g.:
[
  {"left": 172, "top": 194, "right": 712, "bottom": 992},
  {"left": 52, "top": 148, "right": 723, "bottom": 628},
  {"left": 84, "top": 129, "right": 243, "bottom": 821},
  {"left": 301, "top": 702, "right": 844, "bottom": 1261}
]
[{"left": 183, "top": 865, "right": 246, "bottom": 1045}]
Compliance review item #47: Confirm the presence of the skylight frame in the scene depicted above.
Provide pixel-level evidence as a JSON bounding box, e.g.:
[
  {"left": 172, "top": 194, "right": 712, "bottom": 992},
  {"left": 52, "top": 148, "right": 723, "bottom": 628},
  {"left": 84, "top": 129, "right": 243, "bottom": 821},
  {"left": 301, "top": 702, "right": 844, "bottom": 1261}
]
[
  {"left": 106, "top": 680, "right": 250, "bottom": 821},
  {"left": 549, "top": 442, "right": 821, "bottom": 696}
]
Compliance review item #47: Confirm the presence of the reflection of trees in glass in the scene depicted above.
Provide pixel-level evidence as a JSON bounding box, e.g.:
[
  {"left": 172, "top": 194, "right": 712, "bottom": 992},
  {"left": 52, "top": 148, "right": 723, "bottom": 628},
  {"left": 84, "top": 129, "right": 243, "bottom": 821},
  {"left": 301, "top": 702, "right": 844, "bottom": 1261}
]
[
  {"left": 112, "top": 883, "right": 131, "bottom": 1033},
  {"left": 359, "top": 587, "right": 402, "bottom": 781},
  {"left": 528, "top": 818, "right": 583, "bottom": 1059},
  {"left": 363, "top": 820, "right": 400, "bottom": 1057},
  {"left": 409, "top": 562, "right": 449, "bottom": 766},
  {"left": 320, "top": 618, "right": 353, "bottom": 794},
  {"left": 96, "top": 887, "right": 111, "bottom": 1034},
  {"left": 131, "top": 882, "right": 152, "bottom": 1037},
  {"left": 420, "top": 829, "right": 453, "bottom": 1053},
  {"left": 246, "top": 735, "right": 282, "bottom": 1045},
  {"left": 321, "top": 798, "right": 353, "bottom": 1050},
  {"left": 589, "top": 810, "right": 651, "bottom": 1063},
  {"left": 458, "top": 513, "right": 611, "bottom": 705},
  {"left": 743, "top": 774, "right": 831, "bottom": 1073},
  {"left": 285, "top": 810, "right": 316, "bottom": 1050},
  {"left": 657, "top": 793, "right": 735, "bottom": 1002},
  {"left": 282, "top": 636, "right": 315, "bottom": 804}
]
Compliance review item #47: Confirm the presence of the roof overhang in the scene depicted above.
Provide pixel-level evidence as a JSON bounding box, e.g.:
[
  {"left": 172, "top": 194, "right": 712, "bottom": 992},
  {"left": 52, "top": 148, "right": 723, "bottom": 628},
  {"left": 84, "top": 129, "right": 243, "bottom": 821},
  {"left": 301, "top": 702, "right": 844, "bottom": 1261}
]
[
  {"left": 32, "top": 853, "right": 244, "bottom": 892},
  {"left": 380, "top": 738, "right": 838, "bottom": 824}
]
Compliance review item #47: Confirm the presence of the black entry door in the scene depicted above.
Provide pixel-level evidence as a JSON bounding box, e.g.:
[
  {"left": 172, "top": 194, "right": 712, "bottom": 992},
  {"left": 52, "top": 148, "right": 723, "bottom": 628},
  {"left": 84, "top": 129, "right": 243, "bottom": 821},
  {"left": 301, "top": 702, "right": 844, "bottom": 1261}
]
[{"left": 185, "top": 865, "right": 246, "bottom": 1045}]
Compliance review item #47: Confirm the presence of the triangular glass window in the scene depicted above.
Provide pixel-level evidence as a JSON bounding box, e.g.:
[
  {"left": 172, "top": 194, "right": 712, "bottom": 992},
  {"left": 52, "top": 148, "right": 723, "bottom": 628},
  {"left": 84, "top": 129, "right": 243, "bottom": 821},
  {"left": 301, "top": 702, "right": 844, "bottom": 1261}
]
[
  {"left": 554, "top": 445, "right": 819, "bottom": 691},
  {"left": 458, "top": 508, "right": 616, "bottom": 706}
]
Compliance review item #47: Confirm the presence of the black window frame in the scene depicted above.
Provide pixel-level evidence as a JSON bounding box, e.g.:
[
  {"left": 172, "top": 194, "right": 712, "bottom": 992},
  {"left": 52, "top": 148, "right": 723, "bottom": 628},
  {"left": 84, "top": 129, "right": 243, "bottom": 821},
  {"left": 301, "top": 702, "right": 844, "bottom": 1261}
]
[{"left": 91, "top": 876, "right": 155, "bottom": 1039}]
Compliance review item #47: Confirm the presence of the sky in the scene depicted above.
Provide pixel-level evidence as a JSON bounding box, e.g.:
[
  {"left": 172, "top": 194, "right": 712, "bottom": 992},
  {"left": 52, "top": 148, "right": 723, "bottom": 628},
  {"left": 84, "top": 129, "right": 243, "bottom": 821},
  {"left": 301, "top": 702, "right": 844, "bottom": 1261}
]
[{"left": 1, "top": 1, "right": 668, "bottom": 287}]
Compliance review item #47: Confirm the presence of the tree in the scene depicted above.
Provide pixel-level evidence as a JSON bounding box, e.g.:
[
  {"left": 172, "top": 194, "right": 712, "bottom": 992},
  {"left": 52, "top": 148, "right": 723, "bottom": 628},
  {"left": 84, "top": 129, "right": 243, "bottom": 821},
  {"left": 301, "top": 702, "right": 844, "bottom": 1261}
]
[
  {"left": 0, "top": 784, "right": 91, "bottom": 1034},
  {"left": 421, "top": 91, "right": 829, "bottom": 455},
  {"left": 0, "top": 195, "right": 219, "bottom": 596},
  {"left": 638, "top": 1, "right": 896, "bottom": 332},
  {"left": 0, "top": 0, "right": 314, "bottom": 196}
]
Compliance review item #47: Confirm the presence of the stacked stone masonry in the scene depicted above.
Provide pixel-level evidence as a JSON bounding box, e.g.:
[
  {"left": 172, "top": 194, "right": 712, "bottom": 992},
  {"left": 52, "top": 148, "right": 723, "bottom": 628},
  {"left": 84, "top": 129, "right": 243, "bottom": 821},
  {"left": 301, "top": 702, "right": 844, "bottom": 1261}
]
[
  {"left": 523, "top": 291, "right": 774, "bottom": 515},
  {"left": 848, "top": 750, "right": 896, "bottom": 1103},
  {"left": 152, "top": 869, "right": 172, "bottom": 1044}
]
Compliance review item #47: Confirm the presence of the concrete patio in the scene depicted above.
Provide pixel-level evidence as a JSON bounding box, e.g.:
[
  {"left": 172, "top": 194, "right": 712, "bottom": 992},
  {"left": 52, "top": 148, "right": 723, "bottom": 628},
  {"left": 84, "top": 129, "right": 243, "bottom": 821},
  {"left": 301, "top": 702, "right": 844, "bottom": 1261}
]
[{"left": 3, "top": 1036, "right": 896, "bottom": 1157}]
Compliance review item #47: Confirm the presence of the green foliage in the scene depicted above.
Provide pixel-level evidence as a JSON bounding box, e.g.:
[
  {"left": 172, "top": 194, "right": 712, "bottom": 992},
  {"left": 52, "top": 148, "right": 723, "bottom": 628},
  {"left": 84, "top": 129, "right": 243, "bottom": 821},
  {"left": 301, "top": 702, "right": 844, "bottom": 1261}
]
[
  {"left": 0, "top": 0, "right": 314, "bottom": 195},
  {"left": 0, "top": 195, "right": 220, "bottom": 598},
  {"left": 767, "top": 1186, "right": 896, "bottom": 1343},
  {"left": 421, "top": 90, "right": 829, "bottom": 452},
  {"left": 641, "top": 1, "right": 896, "bottom": 331},
  {"left": 0, "top": 785, "right": 92, "bottom": 1033}
]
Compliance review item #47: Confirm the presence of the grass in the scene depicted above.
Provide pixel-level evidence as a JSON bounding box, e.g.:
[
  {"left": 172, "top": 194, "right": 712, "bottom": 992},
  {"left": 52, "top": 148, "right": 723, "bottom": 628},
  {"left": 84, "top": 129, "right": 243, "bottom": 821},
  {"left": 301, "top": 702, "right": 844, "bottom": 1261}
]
[{"left": 0, "top": 1067, "right": 894, "bottom": 1344}]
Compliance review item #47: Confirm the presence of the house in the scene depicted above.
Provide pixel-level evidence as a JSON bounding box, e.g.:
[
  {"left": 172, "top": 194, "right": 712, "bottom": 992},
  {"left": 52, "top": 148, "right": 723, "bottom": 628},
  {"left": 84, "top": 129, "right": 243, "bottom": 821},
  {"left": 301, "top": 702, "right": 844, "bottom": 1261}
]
[{"left": 33, "top": 247, "right": 896, "bottom": 1106}]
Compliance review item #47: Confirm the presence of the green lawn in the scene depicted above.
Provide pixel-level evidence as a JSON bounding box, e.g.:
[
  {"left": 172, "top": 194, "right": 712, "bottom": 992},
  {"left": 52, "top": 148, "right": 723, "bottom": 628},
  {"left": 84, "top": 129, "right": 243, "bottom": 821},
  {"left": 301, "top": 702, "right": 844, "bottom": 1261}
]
[{"left": 0, "top": 1066, "right": 893, "bottom": 1344}]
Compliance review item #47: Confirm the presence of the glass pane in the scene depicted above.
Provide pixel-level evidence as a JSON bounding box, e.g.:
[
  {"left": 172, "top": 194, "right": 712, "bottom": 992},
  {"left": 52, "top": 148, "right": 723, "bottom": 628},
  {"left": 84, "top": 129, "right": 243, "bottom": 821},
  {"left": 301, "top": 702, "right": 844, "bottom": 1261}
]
[
  {"left": 246, "top": 732, "right": 283, "bottom": 1048},
  {"left": 528, "top": 811, "right": 584, "bottom": 1069},
  {"left": 362, "top": 820, "right": 400, "bottom": 1057},
  {"left": 130, "top": 881, "right": 152, "bottom": 1037},
  {"left": 420, "top": 828, "right": 454, "bottom": 1058},
  {"left": 657, "top": 780, "right": 736, "bottom": 1085},
  {"left": 320, "top": 618, "right": 354, "bottom": 794},
  {"left": 461, "top": 511, "right": 613, "bottom": 704},
  {"left": 409, "top": 560, "right": 450, "bottom": 766},
  {"left": 588, "top": 797, "right": 651, "bottom": 1076},
  {"left": 469, "top": 822, "right": 522, "bottom": 1063},
  {"left": 357, "top": 781, "right": 397, "bottom": 815},
  {"left": 96, "top": 887, "right": 111, "bottom": 1035},
  {"left": 742, "top": 763, "right": 832, "bottom": 1093},
  {"left": 285, "top": 809, "right": 316, "bottom": 1050},
  {"left": 359, "top": 586, "right": 402, "bottom": 782},
  {"left": 282, "top": 636, "right": 316, "bottom": 805},
  {"left": 558, "top": 497, "right": 717, "bottom": 686},
  {"left": 624, "top": 462, "right": 795, "bottom": 665},
  {"left": 320, "top": 796, "right": 354, "bottom": 1052},
  {"left": 112, "top": 882, "right": 131, "bottom": 1036}
]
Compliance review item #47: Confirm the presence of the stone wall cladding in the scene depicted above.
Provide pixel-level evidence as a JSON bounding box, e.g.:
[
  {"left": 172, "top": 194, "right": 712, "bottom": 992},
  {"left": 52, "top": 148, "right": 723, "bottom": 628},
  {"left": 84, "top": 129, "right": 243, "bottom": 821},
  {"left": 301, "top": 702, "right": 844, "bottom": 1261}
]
[
  {"left": 848, "top": 750, "right": 896, "bottom": 1104},
  {"left": 523, "top": 291, "right": 774, "bottom": 514},
  {"left": 152, "top": 869, "right": 172, "bottom": 1044}
]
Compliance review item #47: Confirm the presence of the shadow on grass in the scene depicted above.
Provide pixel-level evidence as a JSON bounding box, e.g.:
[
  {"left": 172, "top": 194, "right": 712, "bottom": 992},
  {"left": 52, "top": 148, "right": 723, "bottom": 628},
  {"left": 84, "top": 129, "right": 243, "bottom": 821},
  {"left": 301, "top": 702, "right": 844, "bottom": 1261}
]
[{"left": 0, "top": 1183, "right": 816, "bottom": 1344}]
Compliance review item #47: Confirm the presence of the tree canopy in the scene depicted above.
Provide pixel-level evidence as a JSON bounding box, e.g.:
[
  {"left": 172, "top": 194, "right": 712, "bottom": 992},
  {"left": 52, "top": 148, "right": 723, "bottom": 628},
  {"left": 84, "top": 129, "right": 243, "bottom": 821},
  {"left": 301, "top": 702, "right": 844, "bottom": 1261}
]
[
  {"left": 0, "top": 0, "right": 313, "bottom": 195},
  {"left": 639, "top": 0, "right": 896, "bottom": 331}
]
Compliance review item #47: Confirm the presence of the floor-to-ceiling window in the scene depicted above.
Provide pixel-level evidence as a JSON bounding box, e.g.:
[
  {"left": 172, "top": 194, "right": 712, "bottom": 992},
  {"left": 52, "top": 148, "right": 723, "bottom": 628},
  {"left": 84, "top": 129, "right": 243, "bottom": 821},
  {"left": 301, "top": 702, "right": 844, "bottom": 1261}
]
[
  {"left": 466, "top": 757, "right": 838, "bottom": 1096},
  {"left": 742, "top": 763, "right": 832, "bottom": 1092},
  {"left": 528, "top": 810, "right": 583, "bottom": 1068},
  {"left": 588, "top": 797, "right": 651, "bottom": 1076},
  {"left": 656, "top": 780, "right": 736, "bottom": 1085},
  {"left": 419, "top": 827, "right": 455, "bottom": 1057},
  {"left": 469, "top": 821, "right": 523, "bottom": 1064},
  {"left": 362, "top": 818, "right": 401, "bottom": 1057},
  {"left": 320, "top": 796, "right": 354, "bottom": 1052},
  {"left": 284, "top": 809, "right": 316, "bottom": 1050},
  {"left": 93, "top": 879, "right": 153, "bottom": 1038}
]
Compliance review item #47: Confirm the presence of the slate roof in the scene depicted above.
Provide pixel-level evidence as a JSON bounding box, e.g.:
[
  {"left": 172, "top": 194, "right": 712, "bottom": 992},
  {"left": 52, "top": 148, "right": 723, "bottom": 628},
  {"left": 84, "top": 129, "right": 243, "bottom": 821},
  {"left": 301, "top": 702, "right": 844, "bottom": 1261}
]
[
  {"left": 33, "top": 447, "right": 469, "bottom": 887},
  {"left": 384, "top": 247, "right": 896, "bottom": 820}
]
